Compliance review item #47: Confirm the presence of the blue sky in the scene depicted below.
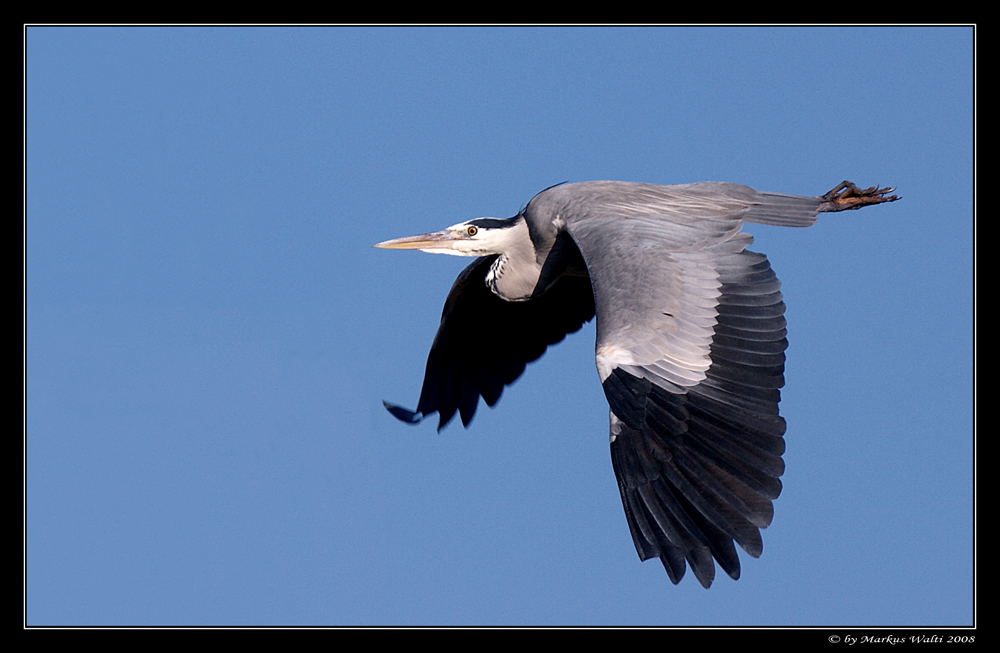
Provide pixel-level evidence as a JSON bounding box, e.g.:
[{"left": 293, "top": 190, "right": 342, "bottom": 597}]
[{"left": 26, "top": 26, "right": 974, "bottom": 627}]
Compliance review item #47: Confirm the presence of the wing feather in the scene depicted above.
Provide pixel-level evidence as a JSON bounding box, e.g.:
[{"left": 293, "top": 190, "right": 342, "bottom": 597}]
[
  {"left": 559, "top": 183, "right": 798, "bottom": 586},
  {"left": 384, "top": 252, "right": 595, "bottom": 430}
]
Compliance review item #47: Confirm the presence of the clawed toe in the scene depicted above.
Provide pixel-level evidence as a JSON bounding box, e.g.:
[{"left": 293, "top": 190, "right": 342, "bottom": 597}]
[{"left": 820, "top": 180, "right": 900, "bottom": 212}]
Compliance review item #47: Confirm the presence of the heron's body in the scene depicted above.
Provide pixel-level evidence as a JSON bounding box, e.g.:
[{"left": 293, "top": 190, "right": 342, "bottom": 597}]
[{"left": 376, "top": 180, "right": 898, "bottom": 587}]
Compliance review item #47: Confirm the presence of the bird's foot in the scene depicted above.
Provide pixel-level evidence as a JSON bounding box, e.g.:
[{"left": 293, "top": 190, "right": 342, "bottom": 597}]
[{"left": 819, "top": 180, "right": 900, "bottom": 212}]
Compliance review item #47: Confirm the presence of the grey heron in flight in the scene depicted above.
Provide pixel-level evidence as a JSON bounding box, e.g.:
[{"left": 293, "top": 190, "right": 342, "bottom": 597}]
[{"left": 376, "top": 180, "right": 898, "bottom": 588}]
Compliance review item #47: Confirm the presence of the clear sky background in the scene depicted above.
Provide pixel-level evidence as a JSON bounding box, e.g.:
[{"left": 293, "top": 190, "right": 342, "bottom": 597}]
[{"left": 26, "top": 26, "right": 974, "bottom": 627}]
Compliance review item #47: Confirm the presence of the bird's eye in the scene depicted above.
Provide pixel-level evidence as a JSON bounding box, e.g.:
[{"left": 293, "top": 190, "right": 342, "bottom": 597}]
[{"left": 466, "top": 226, "right": 478, "bottom": 237}]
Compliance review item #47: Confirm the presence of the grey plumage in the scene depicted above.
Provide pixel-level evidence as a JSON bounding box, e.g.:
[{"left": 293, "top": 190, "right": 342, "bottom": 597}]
[{"left": 376, "top": 179, "right": 898, "bottom": 587}]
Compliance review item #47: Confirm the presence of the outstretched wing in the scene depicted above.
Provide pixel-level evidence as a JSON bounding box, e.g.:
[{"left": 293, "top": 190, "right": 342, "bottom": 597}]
[
  {"left": 562, "top": 183, "right": 809, "bottom": 587},
  {"left": 603, "top": 249, "right": 788, "bottom": 588},
  {"left": 385, "top": 252, "right": 595, "bottom": 431}
]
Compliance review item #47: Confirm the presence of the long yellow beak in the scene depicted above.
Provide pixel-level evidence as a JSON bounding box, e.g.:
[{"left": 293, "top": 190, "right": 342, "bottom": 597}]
[{"left": 374, "top": 230, "right": 457, "bottom": 251}]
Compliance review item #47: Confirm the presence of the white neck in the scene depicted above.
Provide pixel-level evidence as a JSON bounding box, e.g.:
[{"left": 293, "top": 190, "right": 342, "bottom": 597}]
[{"left": 482, "top": 219, "right": 542, "bottom": 301}]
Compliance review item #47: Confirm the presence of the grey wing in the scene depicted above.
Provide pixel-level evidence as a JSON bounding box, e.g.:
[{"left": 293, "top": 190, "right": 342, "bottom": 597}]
[
  {"left": 384, "top": 254, "right": 595, "bottom": 431},
  {"left": 564, "top": 189, "right": 801, "bottom": 587}
]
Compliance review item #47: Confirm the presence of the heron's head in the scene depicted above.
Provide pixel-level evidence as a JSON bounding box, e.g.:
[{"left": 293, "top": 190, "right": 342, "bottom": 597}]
[{"left": 374, "top": 217, "right": 526, "bottom": 257}]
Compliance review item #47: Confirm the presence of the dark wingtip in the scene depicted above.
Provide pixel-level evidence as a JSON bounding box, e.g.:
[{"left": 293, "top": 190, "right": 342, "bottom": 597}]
[{"left": 382, "top": 401, "right": 423, "bottom": 424}]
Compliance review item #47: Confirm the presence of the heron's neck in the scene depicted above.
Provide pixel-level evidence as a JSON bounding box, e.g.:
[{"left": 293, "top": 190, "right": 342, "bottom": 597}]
[{"left": 484, "top": 219, "right": 542, "bottom": 301}]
